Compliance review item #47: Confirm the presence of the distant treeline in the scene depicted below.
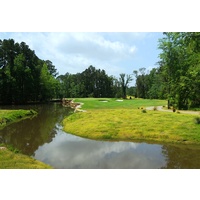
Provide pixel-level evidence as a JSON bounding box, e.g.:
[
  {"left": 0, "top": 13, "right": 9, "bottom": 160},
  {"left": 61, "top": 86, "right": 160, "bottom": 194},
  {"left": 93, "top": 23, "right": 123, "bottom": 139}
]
[
  {"left": 57, "top": 66, "right": 135, "bottom": 99},
  {"left": 1, "top": 33, "right": 200, "bottom": 110}
]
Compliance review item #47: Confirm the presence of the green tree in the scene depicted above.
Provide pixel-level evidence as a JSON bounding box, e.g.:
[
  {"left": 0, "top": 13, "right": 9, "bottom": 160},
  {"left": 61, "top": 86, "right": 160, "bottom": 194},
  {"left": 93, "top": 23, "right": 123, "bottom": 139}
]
[
  {"left": 45, "top": 60, "right": 58, "bottom": 77},
  {"left": 0, "top": 39, "right": 20, "bottom": 103},
  {"left": 119, "top": 73, "right": 133, "bottom": 99},
  {"left": 57, "top": 66, "right": 117, "bottom": 98},
  {"left": 158, "top": 32, "right": 200, "bottom": 109},
  {"left": 0, "top": 39, "right": 60, "bottom": 104},
  {"left": 146, "top": 68, "right": 165, "bottom": 99},
  {"left": 126, "top": 86, "right": 136, "bottom": 97},
  {"left": 12, "top": 53, "right": 33, "bottom": 103},
  {"left": 133, "top": 68, "right": 149, "bottom": 98},
  {"left": 40, "top": 63, "right": 59, "bottom": 101}
]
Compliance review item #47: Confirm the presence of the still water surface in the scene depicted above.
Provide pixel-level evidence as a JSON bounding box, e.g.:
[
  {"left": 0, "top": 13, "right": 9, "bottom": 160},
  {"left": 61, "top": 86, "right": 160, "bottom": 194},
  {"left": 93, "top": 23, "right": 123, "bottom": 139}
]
[{"left": 1, "top": 103, "right": 200, "bottom": 169}]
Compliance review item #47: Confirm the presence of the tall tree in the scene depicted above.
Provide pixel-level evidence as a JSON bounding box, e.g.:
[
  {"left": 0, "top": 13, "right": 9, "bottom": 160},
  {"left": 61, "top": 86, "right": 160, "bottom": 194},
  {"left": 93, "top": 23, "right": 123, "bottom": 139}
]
[
  {"left": 133, "top": 68, "right": 149, "bottom": 98},
  {"left": 40, "top": 63, "right": 59, "bottom": 101},
  {"left": 45, "top": 60, "right": 58, "bottom": 77},
  {"left": 158, "top": 32, "right": 200, "bottom": 109},
  {"left": 119, "top": 73, "right": 133, "bottom": 99},
  {"left": 0, "top": 39, "right": 20, "bottom": 103},
  {"left": 0, "top": 39, "right": 60, "bottom": 104},
  {"left": 12, "top": 53, "right": 33, "bottom": 103}
]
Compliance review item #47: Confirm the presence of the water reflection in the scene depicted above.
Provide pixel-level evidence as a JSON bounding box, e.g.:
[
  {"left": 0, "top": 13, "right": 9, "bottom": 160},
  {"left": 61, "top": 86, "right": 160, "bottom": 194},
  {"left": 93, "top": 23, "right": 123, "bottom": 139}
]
[
  {"left": 0, "top": 103, "right": 72, "bottom": 156},
  {"left": 162, "top": 144, "right": 200, "bottom": 169},
  {"left": 34, "top": 124, "right": 166, "bottom": 169}
]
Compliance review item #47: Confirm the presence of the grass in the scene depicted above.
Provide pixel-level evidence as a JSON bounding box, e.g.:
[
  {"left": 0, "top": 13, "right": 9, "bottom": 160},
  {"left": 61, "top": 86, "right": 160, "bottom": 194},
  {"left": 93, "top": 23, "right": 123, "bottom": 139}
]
[
  {"left": 0, "top": 145, "right": 52, "bottom": 169},
  {"left": 72, "top": 98, "right": 166, "bottom": 110},
  {"left": 63, "top": 98, "right": 200, "bottom": 145},
  {"left": 0, "top": 109, "right": 37, "bottom": 130}
]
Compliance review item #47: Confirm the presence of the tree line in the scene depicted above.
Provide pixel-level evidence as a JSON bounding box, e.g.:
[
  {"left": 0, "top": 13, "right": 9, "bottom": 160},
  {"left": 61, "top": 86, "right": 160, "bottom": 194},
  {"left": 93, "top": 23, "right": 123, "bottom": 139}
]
[
  {"left": 1, "top": 33, "right": 200, "bottom": 110},
  {"left": 57, "top": 66, "right": 134, "bottom": 99},
  {"left": 0, "top": 39, "right": 133, "bottom": 104},
  {"left": 133, "top": 32, "right": 200, "bottom": 110},
  {"left": 0, "top": 39, "right": 60, "bottom": 104}
]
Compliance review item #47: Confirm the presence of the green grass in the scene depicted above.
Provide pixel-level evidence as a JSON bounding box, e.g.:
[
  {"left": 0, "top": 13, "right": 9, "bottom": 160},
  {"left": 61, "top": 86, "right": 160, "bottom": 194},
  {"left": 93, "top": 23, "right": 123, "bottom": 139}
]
[
  {"left": 0, "top": 109, "right": 37, "bottom": 130},
  {"left": 63, "top": 98, "right": 200, "bottom": 145},
  {"left": 73, "top": 98, "right": 166, "bottom": 110},
  {"left": 0, "top": 146, "right": 52, "bottom": 169}
]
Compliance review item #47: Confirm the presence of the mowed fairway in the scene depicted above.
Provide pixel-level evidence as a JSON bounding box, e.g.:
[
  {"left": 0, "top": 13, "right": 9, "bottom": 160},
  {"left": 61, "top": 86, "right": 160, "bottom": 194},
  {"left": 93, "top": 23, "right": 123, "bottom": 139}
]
[
  {"left": 63, "top": 98, "right": 200, "bottom": 144},
  {"left": 71, "top": 98, "right": 166, "bottom": 110}
]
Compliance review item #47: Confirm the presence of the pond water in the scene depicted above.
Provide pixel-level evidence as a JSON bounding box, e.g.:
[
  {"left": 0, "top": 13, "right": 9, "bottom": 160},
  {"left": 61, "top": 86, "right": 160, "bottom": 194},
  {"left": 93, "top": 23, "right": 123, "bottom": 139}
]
[{"left": 1, "top": 103, "right": 200, "bottom": 169}]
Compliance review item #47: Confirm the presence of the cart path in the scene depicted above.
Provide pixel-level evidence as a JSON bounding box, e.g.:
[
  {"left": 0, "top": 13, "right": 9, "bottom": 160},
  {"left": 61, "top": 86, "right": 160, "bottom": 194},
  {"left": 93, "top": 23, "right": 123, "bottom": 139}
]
[{"left": 146, "top": 106, "right": 200, "bottom": 115}]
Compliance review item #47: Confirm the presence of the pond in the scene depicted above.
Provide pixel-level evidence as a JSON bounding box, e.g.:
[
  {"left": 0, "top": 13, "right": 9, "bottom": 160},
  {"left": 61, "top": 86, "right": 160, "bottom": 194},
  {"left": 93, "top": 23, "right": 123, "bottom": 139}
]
[{"left": 1, "top": 103, "right": 200, "bottom": 169}]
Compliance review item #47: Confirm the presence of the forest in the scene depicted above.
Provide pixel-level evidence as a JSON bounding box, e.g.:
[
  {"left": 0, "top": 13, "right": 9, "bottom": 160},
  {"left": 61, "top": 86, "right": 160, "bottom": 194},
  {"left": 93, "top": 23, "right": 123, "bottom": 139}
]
[{"left": 0, "top": 32, "right": 200, "bottom": 110}]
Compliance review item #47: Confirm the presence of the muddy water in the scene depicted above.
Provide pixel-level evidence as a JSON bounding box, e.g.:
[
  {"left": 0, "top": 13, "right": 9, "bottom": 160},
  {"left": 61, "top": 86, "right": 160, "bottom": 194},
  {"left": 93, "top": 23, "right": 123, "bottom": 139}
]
[{"left": 1, "top": 103, "right": 200, "bottom": 169}]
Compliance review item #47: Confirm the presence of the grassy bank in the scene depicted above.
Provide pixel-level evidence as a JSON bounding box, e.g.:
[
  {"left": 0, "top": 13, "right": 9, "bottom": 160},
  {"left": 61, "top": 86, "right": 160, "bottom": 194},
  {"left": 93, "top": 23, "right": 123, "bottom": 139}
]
[
  {"left": 63, "top": 98, "right": 200, "bottom": 144},
  {"left": 0, "top": 146, "right": 52, "bottom": 169},
  {"left": 0, "top": 109, "right": 52, "bottom": 169},
  {"left": 0, "top": 109, "right": 37, "bottom": 130}
]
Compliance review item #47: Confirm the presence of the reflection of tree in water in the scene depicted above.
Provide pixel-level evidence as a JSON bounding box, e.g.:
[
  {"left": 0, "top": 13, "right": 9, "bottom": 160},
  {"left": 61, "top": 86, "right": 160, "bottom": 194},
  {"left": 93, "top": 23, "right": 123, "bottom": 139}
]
[
  {"left": 161, "top": 144, "right": 200, "bottom": 169},
  {"left": 0, "top": 103, "right": 72, "bottom": 156}
]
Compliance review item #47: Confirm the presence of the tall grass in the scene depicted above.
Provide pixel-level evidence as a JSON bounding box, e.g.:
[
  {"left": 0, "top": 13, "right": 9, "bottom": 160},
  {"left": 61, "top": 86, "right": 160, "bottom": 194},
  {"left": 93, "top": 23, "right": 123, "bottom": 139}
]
[{"left": 63, "top": 98, "right": 200, "bottom": 144}]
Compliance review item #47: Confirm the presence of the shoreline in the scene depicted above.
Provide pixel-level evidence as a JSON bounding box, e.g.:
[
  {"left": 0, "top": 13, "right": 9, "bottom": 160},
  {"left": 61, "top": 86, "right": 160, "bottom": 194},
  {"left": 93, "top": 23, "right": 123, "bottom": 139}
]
[
  {"left": 0, "top": 109, "right": 52, "bottom": 169},
  {"left": 0, "top": 109, "right": 37, "bottom": 130}
]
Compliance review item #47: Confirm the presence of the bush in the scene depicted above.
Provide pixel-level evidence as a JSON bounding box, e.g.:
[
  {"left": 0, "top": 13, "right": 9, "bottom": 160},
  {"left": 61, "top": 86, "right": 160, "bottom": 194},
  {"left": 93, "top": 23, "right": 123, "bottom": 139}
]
[
  {"left": 141, "top": 109, "right": 147, "bottom": 113},
  {"left": 194, "top": 117, "right": 200, "bottom": 124}
]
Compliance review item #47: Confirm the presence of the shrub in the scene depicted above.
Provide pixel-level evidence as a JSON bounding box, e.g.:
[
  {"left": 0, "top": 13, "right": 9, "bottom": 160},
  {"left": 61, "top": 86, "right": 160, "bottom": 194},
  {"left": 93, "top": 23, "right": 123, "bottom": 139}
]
[
  {"left": 194, "top": 117, "right": 200, "bottom": 124},
  {"left": 141, "top": 109, "right": 147, "bottom": 113}
]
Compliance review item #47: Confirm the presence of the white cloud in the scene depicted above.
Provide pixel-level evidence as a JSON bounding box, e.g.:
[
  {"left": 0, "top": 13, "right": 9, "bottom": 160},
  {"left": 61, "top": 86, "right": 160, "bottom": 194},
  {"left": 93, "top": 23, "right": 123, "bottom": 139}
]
[
  {"left": 0, "top": 32, "right": 161, "bottom": 77},
  {"left": 51, "top": 32, "right": 137, "bottom": 61},
  {"left": 34, "top": 32, "right": 139, "bottom": 76}
]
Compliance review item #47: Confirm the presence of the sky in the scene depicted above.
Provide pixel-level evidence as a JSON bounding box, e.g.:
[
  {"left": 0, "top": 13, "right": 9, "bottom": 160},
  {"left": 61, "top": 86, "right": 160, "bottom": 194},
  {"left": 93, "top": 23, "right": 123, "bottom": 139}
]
[
  {"left": 1, "top": 1, "right": 198, "bottom": 86},
  {"left": 0, "top": 32, "right": 163, "bottom": 85}
]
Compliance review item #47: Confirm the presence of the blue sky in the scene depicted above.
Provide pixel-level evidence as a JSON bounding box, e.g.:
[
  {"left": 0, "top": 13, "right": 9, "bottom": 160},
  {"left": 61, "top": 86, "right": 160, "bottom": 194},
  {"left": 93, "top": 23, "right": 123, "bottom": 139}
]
[{"left": 0, "top": 32, "right": 164, "bottom": 85}]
